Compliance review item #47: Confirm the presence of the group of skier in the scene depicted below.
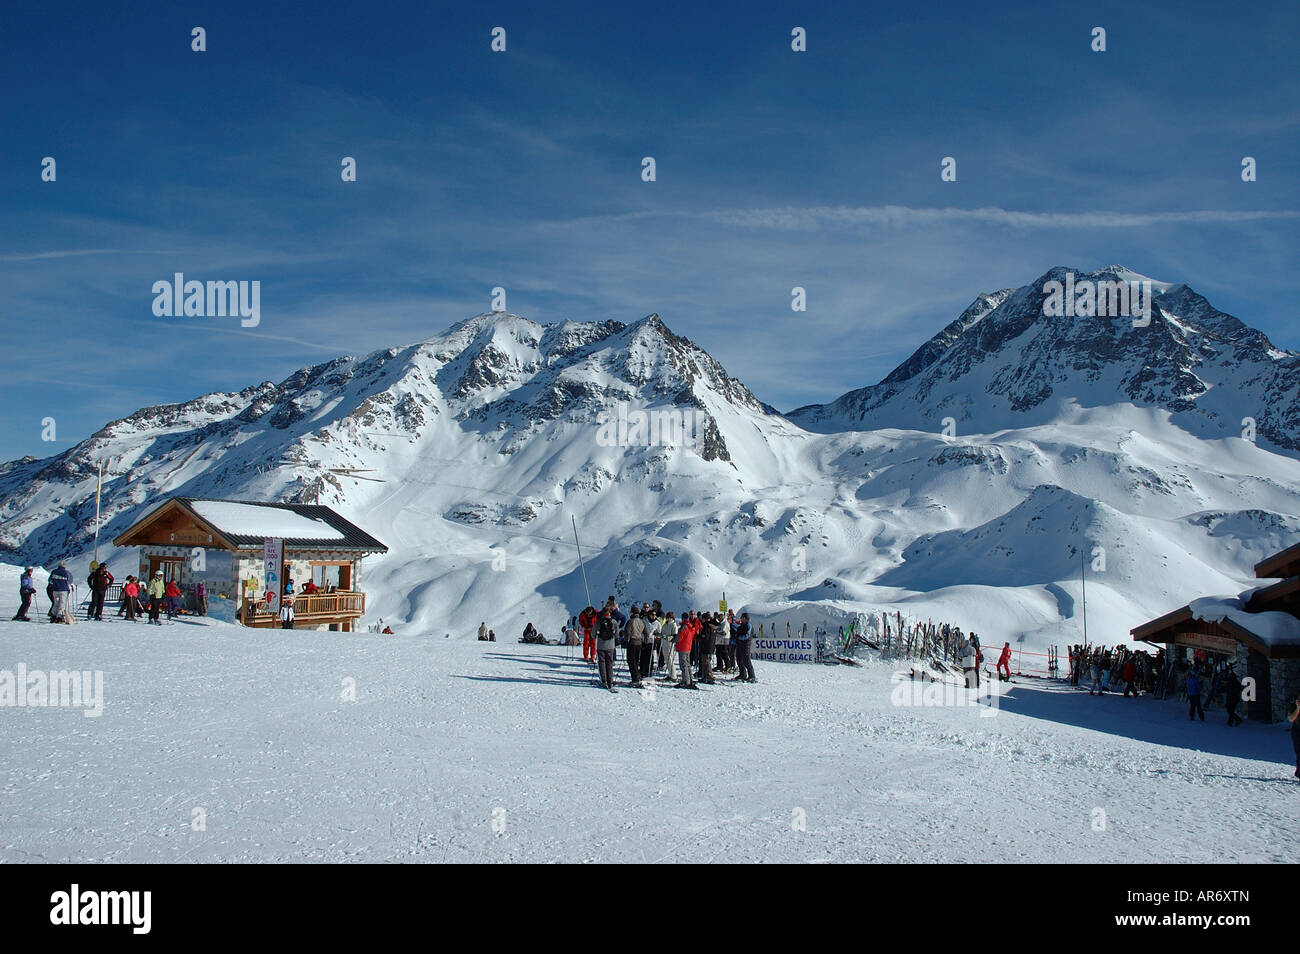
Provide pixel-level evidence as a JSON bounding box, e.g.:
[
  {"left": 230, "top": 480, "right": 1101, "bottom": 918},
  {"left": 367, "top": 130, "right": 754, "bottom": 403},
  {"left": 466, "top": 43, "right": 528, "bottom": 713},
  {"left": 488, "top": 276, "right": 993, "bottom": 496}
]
[
  {"left": 1066, "top": 643, "right": 1248, "bottom": 725},
  {"left": 10, "top": 562, "right": 206, "bottom": 626},
  {"left": 563, "top": 596, "right": 757, "bottom": 692}
]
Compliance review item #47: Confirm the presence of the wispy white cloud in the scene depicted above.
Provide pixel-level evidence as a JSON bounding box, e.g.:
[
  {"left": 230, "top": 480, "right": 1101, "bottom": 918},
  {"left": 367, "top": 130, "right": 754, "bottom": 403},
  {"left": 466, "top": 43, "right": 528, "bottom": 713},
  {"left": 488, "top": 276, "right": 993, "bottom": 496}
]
[
  {"left": 538, "top": 205, "right": 1300, "bottom": 232},
  {"left": 0, "top": 249, "right": 170, "bottom": 262},
  {"left": 712, "top": 206, "right": 1300, "bottom": 230}
]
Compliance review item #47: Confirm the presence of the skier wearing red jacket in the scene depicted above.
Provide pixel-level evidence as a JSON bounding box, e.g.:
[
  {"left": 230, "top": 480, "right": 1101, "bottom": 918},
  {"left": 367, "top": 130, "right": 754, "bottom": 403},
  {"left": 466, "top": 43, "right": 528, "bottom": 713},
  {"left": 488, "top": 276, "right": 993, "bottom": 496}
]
[
  {"left": 164, "top": 579, "right": 183, "bottom": 619},
  {"left": 997, "top": 642, "right": 1013, "bottom": 682},
  {"left": 578, "top": 605, "right": 598, "bottom": 663},
  {"left": 674, "top": 614, "right": 698, "bottom": 689}
]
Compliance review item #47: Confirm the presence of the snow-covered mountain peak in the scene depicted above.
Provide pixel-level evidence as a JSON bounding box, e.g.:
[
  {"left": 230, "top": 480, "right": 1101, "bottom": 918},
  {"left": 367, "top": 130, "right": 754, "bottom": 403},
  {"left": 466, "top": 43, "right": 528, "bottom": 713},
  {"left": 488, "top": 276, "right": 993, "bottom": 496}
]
[{"left": 789, "top": 265, "right": 1300, "bottom": 452}]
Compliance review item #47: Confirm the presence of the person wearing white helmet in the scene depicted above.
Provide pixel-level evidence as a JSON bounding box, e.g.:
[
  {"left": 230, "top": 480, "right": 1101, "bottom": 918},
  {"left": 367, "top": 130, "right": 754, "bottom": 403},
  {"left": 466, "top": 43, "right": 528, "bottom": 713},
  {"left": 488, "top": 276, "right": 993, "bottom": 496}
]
[{"left": 147, "top": 571, "right": 166, "bottom": 625}]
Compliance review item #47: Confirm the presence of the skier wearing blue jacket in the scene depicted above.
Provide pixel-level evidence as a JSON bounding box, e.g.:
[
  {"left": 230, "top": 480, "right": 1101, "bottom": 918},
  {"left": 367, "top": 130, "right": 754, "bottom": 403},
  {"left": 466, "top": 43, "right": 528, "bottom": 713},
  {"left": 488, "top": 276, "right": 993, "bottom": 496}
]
[
  {"left": 48, "top": 560, "right": 73, "bottom": 624},
  {"left": 12, "top": 568, "right": 36, "bottom": 621}
]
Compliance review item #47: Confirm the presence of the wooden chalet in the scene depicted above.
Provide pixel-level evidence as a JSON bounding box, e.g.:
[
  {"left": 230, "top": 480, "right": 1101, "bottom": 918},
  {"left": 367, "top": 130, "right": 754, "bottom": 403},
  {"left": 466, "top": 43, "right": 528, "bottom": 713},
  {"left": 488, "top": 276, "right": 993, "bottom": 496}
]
[{"left": 113, "top": 497, "right": 388, "bottom": 632}]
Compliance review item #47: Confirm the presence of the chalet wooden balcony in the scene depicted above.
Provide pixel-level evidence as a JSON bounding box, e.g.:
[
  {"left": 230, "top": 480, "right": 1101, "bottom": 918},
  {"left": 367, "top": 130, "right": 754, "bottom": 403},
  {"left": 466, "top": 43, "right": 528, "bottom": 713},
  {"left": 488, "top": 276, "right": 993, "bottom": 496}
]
[{"left": 241, "top": 591, "right": 367, "bottom": 629}]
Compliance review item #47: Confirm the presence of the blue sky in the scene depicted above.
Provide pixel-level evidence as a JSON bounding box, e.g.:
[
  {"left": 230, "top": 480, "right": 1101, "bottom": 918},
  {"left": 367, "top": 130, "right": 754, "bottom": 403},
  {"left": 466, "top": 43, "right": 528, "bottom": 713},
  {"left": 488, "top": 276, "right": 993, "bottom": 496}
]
[{"left": 2, "top": 0, "right": 1297, "bottom": 461}]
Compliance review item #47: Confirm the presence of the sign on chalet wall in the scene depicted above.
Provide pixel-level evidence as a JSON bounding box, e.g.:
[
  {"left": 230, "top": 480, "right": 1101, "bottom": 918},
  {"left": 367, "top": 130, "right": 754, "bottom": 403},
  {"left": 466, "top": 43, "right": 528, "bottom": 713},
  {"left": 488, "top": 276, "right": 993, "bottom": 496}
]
[{"left": 1173, "top": 631, "right": 1238, "bottom": 654}]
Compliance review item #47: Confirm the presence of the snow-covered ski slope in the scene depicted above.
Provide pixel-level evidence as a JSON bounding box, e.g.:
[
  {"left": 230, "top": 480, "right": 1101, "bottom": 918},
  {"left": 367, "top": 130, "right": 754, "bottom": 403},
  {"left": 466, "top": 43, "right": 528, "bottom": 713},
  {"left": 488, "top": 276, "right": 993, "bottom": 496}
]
[
  {"left": 2, "top": 617, "right": 1295, "bottom": 863},
  {"left": 2, "top": 266, "right": 1298, "bottom": 652}
]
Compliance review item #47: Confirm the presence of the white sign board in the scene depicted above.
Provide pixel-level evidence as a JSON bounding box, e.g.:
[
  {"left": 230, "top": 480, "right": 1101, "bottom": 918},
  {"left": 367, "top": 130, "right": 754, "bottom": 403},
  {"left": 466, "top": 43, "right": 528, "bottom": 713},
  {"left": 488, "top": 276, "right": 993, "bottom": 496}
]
[{"left": 263, "top": 538, "right": 283, "bottom": 611}]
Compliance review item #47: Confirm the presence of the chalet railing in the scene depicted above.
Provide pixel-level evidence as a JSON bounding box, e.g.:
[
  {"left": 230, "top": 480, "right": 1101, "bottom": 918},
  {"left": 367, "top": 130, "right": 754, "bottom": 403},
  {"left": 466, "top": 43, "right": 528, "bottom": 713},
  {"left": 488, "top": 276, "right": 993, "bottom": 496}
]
[{"left": 241, "top": 591, "right": 366, "bottom": 626}]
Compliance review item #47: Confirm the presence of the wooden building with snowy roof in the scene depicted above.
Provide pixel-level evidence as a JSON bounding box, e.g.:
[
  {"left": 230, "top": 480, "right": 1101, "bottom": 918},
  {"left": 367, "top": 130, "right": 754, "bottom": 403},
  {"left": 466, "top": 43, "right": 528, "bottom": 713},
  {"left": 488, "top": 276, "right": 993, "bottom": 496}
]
[
  {"left": 113, "top": 497, "right": 388, "bottom": 632},
  {"left": 1132, "top": 541, "right": 1300, "bottom": 722}
]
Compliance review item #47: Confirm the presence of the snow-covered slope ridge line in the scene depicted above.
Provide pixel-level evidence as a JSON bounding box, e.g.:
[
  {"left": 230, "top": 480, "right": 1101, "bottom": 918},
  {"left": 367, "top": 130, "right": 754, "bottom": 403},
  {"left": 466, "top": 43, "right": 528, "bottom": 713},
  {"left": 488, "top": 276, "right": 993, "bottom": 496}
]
[{"left": 1, "top": 268, "right": 1297, "bottom": 652}]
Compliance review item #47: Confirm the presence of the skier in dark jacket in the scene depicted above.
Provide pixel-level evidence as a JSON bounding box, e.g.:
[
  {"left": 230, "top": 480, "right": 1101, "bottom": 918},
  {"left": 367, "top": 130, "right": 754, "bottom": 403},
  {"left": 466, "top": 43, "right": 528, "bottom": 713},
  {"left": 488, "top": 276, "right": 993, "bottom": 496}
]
[
  {"left": 733, "top": 612, "right": 756, "bottom": 682},
  {"left": 603, "top": 596, "right": 626, "bottom": 625},
  {"left": 1186, "top": 671, "right": 1205, "bottom": 721},
  {"left": 88, "top": 563, "right": 113, "bottom": 620},
  {"left": 696, "top": 613, "right": 719, "bottom": 684},
  {"left": 1224, "top": 671, "right": 1244, "bottom": 726},
  {"left": 624, "top": 607, "right": 647, "bottom": 687},
  {"left": 595, "top": 608, "right": 619, "bottom": 692},
  {"left": 12, "top": 568, "right": 36, "bottom": 621}
]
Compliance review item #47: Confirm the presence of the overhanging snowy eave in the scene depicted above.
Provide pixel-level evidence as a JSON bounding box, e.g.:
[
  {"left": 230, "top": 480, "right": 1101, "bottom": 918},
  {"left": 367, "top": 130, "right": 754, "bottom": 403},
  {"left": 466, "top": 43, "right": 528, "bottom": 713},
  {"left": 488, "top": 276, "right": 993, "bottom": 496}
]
[
  {"left": 112, "top": 496, "right": 388, "bottom": 554},
  {"left": 1131, "top": 604, "right": 1300, "bottom": 659}
]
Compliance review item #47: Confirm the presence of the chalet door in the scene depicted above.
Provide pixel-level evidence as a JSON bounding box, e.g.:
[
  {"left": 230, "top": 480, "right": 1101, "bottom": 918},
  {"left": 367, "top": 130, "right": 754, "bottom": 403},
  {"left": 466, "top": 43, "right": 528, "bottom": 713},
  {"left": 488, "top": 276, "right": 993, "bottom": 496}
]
[
  {"left": 1246, "top": 650, "right": 1271, "bottom": 721},
  {"left": 148, "top": 556, "right": 185, "bottom": 583}
]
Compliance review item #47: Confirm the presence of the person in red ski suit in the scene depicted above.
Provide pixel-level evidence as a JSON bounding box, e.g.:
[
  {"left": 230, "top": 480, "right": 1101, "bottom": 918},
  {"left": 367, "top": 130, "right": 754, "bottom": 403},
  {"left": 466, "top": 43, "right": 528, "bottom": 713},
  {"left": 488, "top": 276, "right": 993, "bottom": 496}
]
[
  {"left": 997, "top": 642, "right": 1013, "bottom": 682},
  {"left": 578, "top": 605, "right": 598, "bottom": 663}
]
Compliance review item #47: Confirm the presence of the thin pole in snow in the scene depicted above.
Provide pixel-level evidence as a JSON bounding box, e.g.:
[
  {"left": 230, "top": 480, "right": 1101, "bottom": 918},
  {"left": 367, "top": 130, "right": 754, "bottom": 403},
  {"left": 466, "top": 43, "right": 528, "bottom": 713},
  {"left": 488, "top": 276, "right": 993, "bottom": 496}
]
[
  {"left": 1080, "top": 546, "right": 1088, "bottom": 651},
  {"left": 92, "top": 460, "right": 103, "bottom": 565},
  {"left": 571, "top": 515, "right": 593, "bottom": 611}
]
